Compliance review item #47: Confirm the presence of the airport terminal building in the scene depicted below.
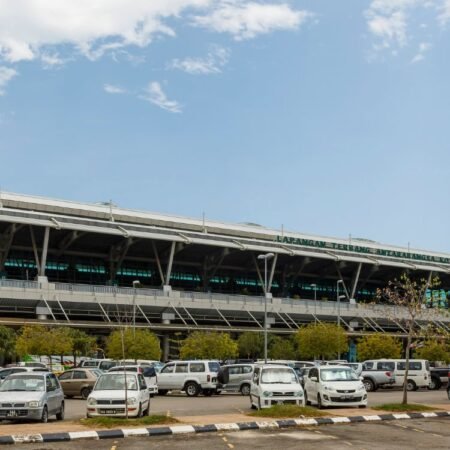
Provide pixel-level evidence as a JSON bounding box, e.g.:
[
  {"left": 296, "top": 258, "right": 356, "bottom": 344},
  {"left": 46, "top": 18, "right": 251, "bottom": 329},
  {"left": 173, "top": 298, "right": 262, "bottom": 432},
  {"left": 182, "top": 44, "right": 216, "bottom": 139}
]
[{"left": 0, "top": 192, "right": 449, "bottom": 358}]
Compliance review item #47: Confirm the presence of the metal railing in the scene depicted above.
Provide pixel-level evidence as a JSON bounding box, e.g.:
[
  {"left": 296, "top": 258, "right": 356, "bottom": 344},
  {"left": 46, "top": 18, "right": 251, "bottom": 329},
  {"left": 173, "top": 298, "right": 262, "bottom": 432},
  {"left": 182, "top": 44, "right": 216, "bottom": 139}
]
[{"left": 0, "top": 279, "right": 40, "bottom": 290}]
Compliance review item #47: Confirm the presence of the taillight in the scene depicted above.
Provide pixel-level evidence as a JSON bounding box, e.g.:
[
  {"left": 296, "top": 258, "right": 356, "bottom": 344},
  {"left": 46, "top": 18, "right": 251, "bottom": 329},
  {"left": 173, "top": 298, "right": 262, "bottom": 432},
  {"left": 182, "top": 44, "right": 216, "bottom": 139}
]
[
  {"left": 138, "top": 368, "right": 143, "bottom": 374},
  {"left": 207, "top": 375, "right": 211, "bottom": 382},
  {"left": 385, "top": 372, "right": 391, "bottom": 377}
]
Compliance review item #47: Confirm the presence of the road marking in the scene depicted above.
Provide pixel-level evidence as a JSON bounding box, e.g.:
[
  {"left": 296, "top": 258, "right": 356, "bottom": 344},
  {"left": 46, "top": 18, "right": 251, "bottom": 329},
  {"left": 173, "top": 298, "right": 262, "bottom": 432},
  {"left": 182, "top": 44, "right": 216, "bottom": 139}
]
[
  {"left": 314, "top": 430, "right": 323, "bottom": 434},
  {"left": 432, "top": 434, "right": 442, "bottom": 437},
  {"left": 227, "top": 444, "right": 235, "bottom": 449},
  {"left": 344, "top": 442, "right": 353, "bottom": 446},
  {"left": 111, "top": 446, "right": 116, "bottom": 450},
  {"left": 222, "top": 437, "right": 228, "bottom": 442},
  {"left": 412, "top": 428, "right": 424, "bottom": 433}
]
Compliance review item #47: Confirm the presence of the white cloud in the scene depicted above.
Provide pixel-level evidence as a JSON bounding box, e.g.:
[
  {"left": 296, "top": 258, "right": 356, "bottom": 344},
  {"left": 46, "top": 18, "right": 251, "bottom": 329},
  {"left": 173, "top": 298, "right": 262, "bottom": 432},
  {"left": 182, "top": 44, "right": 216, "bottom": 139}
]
[
  {"left": 140, "top": 82, "right": 182, "bottom": 113},
  {"left": 170, "top": 46, "right": 230, "bottom": 74},
  {"left": 0, "top": 0, "right": 210, "bottom": 63},
  {"left": 411, "top": 41, "right": 431, "bottom": 63},
  {"left": 0, "top": 1, "right": 311, "bottom": 65},
  {"left": 440, "top": 0, "right": 450, "bottom": 23},
  {"left": 104, "top": 83, "right": 126, "bottom": 94},
  {"left": 192, "top": 2, "right": 312, "bottom": 40},
  {"left": 40, "top": 52, "right": 67, "bottom": 69},
  {"left": 0, "top": 66, "right": 17, "bottom": 95}
]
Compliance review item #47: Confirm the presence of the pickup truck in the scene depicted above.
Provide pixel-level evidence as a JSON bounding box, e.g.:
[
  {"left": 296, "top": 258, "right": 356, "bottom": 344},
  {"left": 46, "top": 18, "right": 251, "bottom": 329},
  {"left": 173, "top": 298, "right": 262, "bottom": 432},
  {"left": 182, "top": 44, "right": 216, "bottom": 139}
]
[
  {"left": 361, "top": 361, "right": 396, "bottom": 392},
  {"left": 429, "top": 367, "right": 450, "bottom": 390}
]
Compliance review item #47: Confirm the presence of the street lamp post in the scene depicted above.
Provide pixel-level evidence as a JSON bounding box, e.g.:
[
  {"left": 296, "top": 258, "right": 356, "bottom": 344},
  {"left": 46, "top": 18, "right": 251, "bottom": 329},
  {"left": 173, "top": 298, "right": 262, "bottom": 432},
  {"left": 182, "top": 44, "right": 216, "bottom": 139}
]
[
  {"left": 310, "top": 283, "right": 317, "bottom": 323},
  {"left": 258, "top": 253, "right": 274, "bottom": 364},
  {"left": 132, "top": 280, "right": 140, "bottom": 336}
]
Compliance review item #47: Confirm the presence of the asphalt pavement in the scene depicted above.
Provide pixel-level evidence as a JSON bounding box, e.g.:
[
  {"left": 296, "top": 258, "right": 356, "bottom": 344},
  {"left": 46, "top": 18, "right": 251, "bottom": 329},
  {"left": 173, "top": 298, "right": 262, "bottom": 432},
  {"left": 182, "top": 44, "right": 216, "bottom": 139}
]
[{"left": 17, "top": 418, "right": 450, "bottom": 450}]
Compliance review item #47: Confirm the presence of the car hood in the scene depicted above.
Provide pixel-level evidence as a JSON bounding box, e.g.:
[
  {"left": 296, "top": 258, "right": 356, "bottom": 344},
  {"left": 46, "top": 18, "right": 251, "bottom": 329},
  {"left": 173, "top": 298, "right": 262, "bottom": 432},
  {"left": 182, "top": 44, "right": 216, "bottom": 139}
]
[
  {"left": 0, "top": 391, "right": 44, "bottom": 403},
  {"left": 323, "top": 381, "right": 363, "bottom": 390},
  {"left": 260, "top": 383, "right": 303, "bottom": 392},
  {"left": 89, "top": 390, "right": 138, "bottom": 400}
]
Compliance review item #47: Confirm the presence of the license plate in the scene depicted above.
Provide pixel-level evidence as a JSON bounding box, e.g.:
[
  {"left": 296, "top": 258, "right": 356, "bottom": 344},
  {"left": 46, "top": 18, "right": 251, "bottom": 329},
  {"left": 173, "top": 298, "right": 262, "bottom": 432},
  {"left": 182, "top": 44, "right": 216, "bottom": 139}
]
[
  {"left": 100, "top": 409, "right": 116, "bottom": 414},
  {"left": 7, "top": 410, "right": 17, "bottom": 417},
  {"left": 342, "top": 395, "right": 353, "bottom": 400}
]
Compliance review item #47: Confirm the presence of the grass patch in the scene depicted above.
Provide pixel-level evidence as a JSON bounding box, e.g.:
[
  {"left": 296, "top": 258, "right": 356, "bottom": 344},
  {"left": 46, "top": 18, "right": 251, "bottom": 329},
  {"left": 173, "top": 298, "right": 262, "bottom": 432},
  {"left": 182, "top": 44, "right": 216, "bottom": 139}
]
[
  {"left": 80, "top": 415, "right": 178, "bottom": 429},
  {"left": 248, "top": 404, "right": 327, "bottom": 418},
  {"left": 372, "top": 403, "right": 440, "bottom": 413}
]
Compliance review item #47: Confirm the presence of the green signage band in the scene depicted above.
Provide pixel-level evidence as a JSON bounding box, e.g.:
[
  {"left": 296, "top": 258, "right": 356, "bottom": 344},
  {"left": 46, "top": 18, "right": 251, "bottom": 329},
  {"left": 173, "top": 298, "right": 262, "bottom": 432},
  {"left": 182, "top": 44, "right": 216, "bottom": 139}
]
[{"left": 276, "top": 236, "right": 450, "bottom": 265}]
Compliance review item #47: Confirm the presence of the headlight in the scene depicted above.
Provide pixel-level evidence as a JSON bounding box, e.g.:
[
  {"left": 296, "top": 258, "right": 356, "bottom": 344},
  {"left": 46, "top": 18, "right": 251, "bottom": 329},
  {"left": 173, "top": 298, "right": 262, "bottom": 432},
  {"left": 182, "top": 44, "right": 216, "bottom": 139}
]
[
  {"left": 28, "top": 401, "right": 40, "bottom": 408},
  {"left": 262, "top": 391, "right": 273, "bottom": 397},
  {"left": 87, "top": 397, "right": 97, "bottom": 406},
  {"left": 323, "top": 385, "right": 333, "bottom": 391},
  {"left": 295, "top": 391, "right": 304, "bottom": 397},
  {"left": 358, "top": 384, "right": 366, "bottom": 391},
  {"left": 127, "top": 397, "right": 137, "bottom": 405}
]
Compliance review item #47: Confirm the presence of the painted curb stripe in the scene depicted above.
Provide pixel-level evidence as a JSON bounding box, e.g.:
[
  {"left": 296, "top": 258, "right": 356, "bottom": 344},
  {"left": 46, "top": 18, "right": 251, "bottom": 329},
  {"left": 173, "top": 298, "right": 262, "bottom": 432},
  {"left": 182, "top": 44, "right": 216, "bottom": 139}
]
[
  {"left": 39, "top": 433, "right": 71, "bottom": 443},
  {"left": 193, "top": 424, "right": 218, "bottom": 433},
  {"left": 97, "top": 429, "right": 125, "bottom": 439},
  {"left": 147, "top": 427, "right": 173, "bottom": 436},
  {"left": 237, "top": 422, "right": 259, "bottom": 430},
  {"left": 0, "top": 412, "right": 449, "bottom": 445}
]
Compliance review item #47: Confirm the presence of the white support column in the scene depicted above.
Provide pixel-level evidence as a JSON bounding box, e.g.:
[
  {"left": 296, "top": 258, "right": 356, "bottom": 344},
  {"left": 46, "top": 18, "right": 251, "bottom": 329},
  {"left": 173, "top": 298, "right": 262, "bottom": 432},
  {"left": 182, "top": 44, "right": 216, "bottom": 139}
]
[
  {"left": 165, "top": 242, "right": 176, "bottom": 288},
  {"left": 251, "top": 254, "right": 265, "bottom": 291},
  {"left": 39, "top": 226, "right": 50, "bottom": 278},
  {"left": 335, "top": 264, "right": 350, "bottom": 299},
  {"left": 350, "top": 263, "right": 362, "bottom": 300},
  {"left": 29, "top": 226, "right": 41, "bottom": 274},
  {"left": 267, "top": 253, "right": 278, "bottom": 292},
  {"left": 152, "top": 241, "right": 165, "bottom": 285}
]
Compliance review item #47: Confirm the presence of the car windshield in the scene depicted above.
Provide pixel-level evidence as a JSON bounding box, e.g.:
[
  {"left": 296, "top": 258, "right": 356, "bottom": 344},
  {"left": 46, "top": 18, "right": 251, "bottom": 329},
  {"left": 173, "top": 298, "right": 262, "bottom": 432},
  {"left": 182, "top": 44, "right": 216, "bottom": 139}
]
[
  {"left": 261, "top": 368, "right": 297, "bottom": 384},
  {"left": 94, "top": 373, "right": 138, "bottom": 391},
  {"left": 0, "top": 376, "right": 45, "bottom": 392},
  {"left": 90, "top": 369, "right": 102, "bottom": 378},
  {"left": 320, "top": 369, "right": 358, "bottom": 381}
]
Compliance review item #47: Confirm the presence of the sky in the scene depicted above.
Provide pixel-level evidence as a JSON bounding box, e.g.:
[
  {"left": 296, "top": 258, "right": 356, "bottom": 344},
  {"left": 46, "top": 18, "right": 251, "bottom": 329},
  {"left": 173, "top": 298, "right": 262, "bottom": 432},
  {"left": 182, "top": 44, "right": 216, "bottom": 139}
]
[{"left": 0, "top": 0, "right": 449, "bottom": 253}]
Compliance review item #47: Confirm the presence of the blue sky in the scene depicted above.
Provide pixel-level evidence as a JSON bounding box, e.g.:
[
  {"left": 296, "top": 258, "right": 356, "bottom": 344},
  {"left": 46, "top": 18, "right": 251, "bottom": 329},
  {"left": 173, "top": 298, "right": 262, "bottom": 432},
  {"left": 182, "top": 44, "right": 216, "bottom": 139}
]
[{"left": 0, "top": 0, "right": 449, "bottom": 253}]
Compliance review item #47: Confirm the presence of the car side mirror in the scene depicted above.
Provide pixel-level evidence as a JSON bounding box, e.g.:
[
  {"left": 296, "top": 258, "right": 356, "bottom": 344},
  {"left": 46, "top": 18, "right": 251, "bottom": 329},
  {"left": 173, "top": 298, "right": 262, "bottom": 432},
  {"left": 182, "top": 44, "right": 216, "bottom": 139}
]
[{"left": 310, "top": 376, "right": 318, "bottom": 382}]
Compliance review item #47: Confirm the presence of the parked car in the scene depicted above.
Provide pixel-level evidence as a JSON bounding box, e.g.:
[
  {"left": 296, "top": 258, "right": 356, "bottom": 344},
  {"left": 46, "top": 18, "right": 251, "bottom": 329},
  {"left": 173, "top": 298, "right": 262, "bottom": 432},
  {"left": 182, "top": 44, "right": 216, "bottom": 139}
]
[
  {"left": 86, "top": 371, "right": 150, "bottom": 418},
  {"left": 304, "top": 365, "right": 367, "bottom": 409},
  {"left": 296, "top": 367, "right": 311, "bottom": 388},
  {"left": 157, "top": 360, "right": 220, "bottom": 396},
  {"left": 79, "top": 359, "right": 117, "bottom": 372},
  {"left": 340, "top": 363, "right": 363, "bottom": 377},
  {"left": 217, "top": 364, "right": 254, "bottom": 395},
  {"left": 108, "top": 365, "right": 158, "bottom": 396},
  {"left": 249, "top": 364, "right": 304, "bottom": 409},
  {"left": 0, "top": 372, "right": 65, "bottom": 422},
  {"left": 0, "top": 366, "right": 48, "bottom": 383},
  {"left": 13, "top": 362, "right": 48, "bottom": 369},
  {"left": 447, "top": 380, "right": 450, "bottom": 400},
  {"left": 58, "top": 368, "right": 100, "bottom": 399},
  {"left": 429, "top": 366, "right": 450, "bottom": 390},
  {"left": 361, "top": 360, "right": 396, "bottom": 392}
]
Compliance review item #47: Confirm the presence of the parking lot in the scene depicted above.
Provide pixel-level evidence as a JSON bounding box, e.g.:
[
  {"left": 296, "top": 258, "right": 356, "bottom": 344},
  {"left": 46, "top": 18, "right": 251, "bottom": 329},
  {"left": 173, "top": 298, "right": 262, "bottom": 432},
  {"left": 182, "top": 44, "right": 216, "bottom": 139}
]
[{"left": 52, "top": 388, "right": 450, "bottom": 421}]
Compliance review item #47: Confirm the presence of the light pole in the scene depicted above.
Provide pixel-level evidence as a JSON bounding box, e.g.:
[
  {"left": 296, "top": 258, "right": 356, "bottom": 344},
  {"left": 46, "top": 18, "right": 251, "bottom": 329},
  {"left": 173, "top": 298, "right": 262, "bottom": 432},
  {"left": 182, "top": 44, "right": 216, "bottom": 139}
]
[
  {"left": 336, "top": 279, "right": 345, "bottom": 359},
  {"left": 310, "top": 283, "right": 317, "bottom": 323},
  {"left": 258, "top": 253, "right": 274, "bottom": 364}
]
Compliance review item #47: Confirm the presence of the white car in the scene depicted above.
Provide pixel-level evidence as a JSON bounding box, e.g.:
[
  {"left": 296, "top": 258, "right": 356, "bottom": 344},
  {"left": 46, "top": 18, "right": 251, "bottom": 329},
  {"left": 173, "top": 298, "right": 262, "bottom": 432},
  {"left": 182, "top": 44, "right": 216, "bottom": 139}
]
[
  {"left": 249, "top": 364, "right": 305, "bottom": 409},
  {"left": 86, "top": 371, "right": 150, "bottom": 418},
  {"left": 304, "top": 365, "right": 367, "bottom": 409},
  {"left": 157, "top": 360, "right": 220, "bottom": 396},
  {"left": 108, "top": 365, "right": 158, "bottom": 396}
]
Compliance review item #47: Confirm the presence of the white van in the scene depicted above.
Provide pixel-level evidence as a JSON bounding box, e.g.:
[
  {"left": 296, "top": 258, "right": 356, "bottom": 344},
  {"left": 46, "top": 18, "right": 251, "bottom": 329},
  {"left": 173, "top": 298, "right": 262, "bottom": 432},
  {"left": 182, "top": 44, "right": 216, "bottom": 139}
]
[
  {"left": 390, "top": 359, "right": 430, "bottom": 391},
  {"left": 304, "top": 365, "right": 367, "bottom": 409},
  {"left": 249, "top": 364, "right": 304, "bottom": 409}
]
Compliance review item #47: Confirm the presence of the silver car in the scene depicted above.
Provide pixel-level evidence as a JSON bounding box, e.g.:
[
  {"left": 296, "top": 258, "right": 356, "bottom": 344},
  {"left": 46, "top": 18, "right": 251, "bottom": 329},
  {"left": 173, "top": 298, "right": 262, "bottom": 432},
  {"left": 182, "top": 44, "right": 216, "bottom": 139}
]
[
  {"left": 0, "top": 372, "right": 65, "bottom": 423},
  {"left": 217, "top": 364, "right": 254, "bottom": 395}
]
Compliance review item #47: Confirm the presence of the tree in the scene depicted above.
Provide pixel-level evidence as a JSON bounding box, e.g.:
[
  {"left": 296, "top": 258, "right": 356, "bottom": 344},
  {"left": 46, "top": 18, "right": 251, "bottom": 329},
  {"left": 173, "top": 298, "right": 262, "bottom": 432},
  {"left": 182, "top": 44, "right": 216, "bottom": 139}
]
[
  {"left": 295, "top": 323, "right": 347, "bottom": 360},
  {"left": 378, "top": 273, "right": 441, "bottom": 404},
  {"left": 415, "top": 340, "right": 450, "bottom": 364},
  {"left": 179, "top": 332, "right": 238, "bottom": 360},
  {"left": 68, "top": 329, "right": 97, "bottom": 367},
  {"left": 238, "top": 332, "right": 263, "bottom": 359},
  {"left": 51, "top": 328, "right": 74, "bottom": 365},
  {"left": 0, "top": 326, "right": 16, "bottom": 364},
  {"left": 268, "top": 335, "right": 296, "bottom": 360},
  {"left": 106, "top": 328, "right": 161, "bottom": 361},
  {"left": 356, "top": 334, "right": 402, "bottom": 361}
]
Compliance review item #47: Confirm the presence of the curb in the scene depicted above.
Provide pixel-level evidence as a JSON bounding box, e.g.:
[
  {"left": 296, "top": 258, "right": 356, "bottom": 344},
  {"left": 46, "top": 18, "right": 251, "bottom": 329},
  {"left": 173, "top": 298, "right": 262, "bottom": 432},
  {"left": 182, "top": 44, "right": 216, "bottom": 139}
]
[{"left": 1, "top": 411, "right": 449, "bottom": 445}]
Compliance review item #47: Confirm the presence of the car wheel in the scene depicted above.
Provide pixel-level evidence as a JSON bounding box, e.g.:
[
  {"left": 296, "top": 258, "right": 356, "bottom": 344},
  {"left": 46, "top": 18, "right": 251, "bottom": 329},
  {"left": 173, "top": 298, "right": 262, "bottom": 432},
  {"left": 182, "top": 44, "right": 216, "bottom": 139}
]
[
  {"left": 240, "top": 384, "right": 251, "bottom": 396},
  {"left": 257, "top": 397, "right": 262, "bottom": 410},
  {"left": 40, "top": 406, "right": 48, "bottom": 423},
  {"left": 358, "top": 405, "right": 367, "bottom": 409},
  {"left": 304, "top": 391, "right": 310, "bottom": 406},
  {"left": 158, "top": 390, "right": 168, "bottom": 396},
  {"left": 81, "top": 388, "right": 91, "bottom": 400},
  {"left": 214, "top": 389, "right": 222, "bottom": 395},
  {"left": 56, "top": 403, "right": 65, "bottom": 421},
  {"left": 250, "top": 396, "right": 257, "bottom": 410},
  {"left": 65, "top": 395, "right": 74, "bottom": 399},
  {"left": 406, "top": 380, "right": 416, "bottom": 392},
  {"left": 137, "top": 403, "right": 143, "bottom": 418},
  {"left": 428, "top": 379, "right": 440, "bottom": 391},
  {"left": 203, "top": 389, "right": 213, "bottom": 396},
  {"left": 145, "top": 400, "right": 150, "bottom": 416},
  {"left": 317, "top": 395, "right": 324, "bottom": 410},
  {"left": 363, "top": 379, "right": 375, "bottom": 392},
  {"left": 185, "top": 382, "right": 200, "bottom": 397}
]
